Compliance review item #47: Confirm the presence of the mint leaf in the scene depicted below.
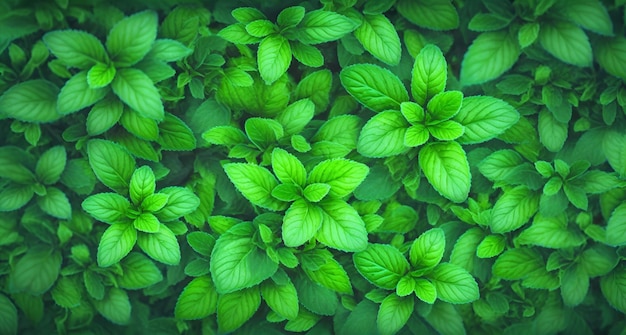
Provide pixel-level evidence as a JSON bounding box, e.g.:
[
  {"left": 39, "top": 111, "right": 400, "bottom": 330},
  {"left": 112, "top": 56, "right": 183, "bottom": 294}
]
[
  {"left": 461, "top": 31, "right": 520, "bottom": 85},
  {"left": 217, "top": 287, "right": 261, "bottom": 332},
  {"left": 158, "top": 113, "right": 196, "bottom": 151},
  {"left": 377, "top": 293, "right": 414, "bottom": 335},
  {"left": 87, "top": 62, "right": 116, "bottom": 88},
  {"left": 146, "top": 39, "right": 192, "bottom": 62},
  {"left": 357, "top": 110, "right": 410, "bottom": 158},
  {"left": 261, "top": 274, "right": 299, "bottom": 320},
  {"left": 276, "top": 99, "right": 315, "bottom": 136},
  {"left": 130, "top": 166, "right": 155, "bottom": 205},
  {"left": 301, "top": 249, "right": 353, "bottom": 294},
  {"left": 410, "top": 228, "right": 445, "bottom": 269},
  {"left": 303, "top": 183, "right": 331, "bottom": 202},
  {"left": 87, "top": 139, "right": 136, "bottom": 194},
  {"left": 82, "top": 193, "right": 130, "bottom": 224},
  {"left": 58, "top": 71, "right": 109, "bottom": 115},
  {"left": 354, "top": 244, "right": 410, "bottom": 289},
  {"left": 118, "top": 252, "right": 163, "bottom": 289},
  {"left": 43, "top": 30, "right": 107, "bottom": 69},
  {"left": 426, "top": 90, "right": 463, "bottom": 120},
  {"left": 97, "top": 223, "right": 137, "bottom": 267},
  {"left": 476, "top": 234, "right": 506, "bottom": 258},
  {"left": 35, "top": 146, "right": 66, "bottom": 185},
  {"left": 340, "top": 64, "right": 409, "bottom": 113},
  {"left": 290, "top": 41, "right": 324, "bottom": 67},
  {"left": 396, "top": 0, "right": 459, "bottom": 31},
  {"left": 561, "top": 264, "right": 589, "bottom": 306},
  {"left": 8, "top": 247, "right": 61, "bottom": 295},
  {"left": 595, "top": 36, "right": 626, "bottom": 80},
  {"left": 600, "top": 267, "right": 626, "bottom": 313},
  {"left": 419, "top": 141, "right": 471, "bottom": 203},
  {"left": 0, "top": 80, "right": 60, "bottom": 123},
  {"left": 111, "top": 68, "right": 164, "bottom": 121},
  {"left": 428, "top": 263, "right": 479, "bottom": 304},
  {"left": 308, "top": 158, "right": 369, "bottom": 198},
  {"left": 137, "top": 225, "right": 180, "bottom": 265},
  {"left": 0, "top": 294, "right": 17, "bottom": 335},
  {"left": 411, "top": 44, "right": 447, "bottom": 106},
  {"left": 491, "top": 186, "right": 540, "bottom": 233},
  {"left": 283, "top": 199, "right": 323, "bottom": 247},
  {"left": 296, "top": 10, "right": 357, "bottom": 44},
  {"left": 155, "top": 186, "right": 200, "bottom": 222},
  {"left": 606, "top": 203, "right": 626, "bottom": 246},
  {"left": 94, "top": 288, "right": 131, "bottom": 325},
  {"left": 271, "top": 148, "right": 306, "bottom": 187},
  {"left": 258, "top": 34, "right": 291, "bottom": 84},
  {"left": 354, "top": 14, "right": 401, "bottom": 66},
  {"left": 317, "top": 199, "right": 368, "bottom": 252},
  {"left": 538, "top": 109, "right": 568, "bottom": 152},
  {"left": 492, "top": 248, "right": 544, "bottom": 280},
  {"left": 37, "top": 187, "right": 72, "bottom": 219},
  {"left": 175, "top": 276, "right": 218, "bottom": 320},
  {"left": 87, "top": 97, "right": 124, "bottom": 136},
  {"left": 539, "top": 20, "right": 592, "bottom": 67},
  {"left": 210, "top": 223, "right": 278, "bottom": 294},
  {"left": 555, "top": 0, "right": 612, "bottom": 35},
  {"left": 454, "top": 96, "right": 519, "bottom": 144},
  {"left": 0, "top": 185, "right": 34, "bottom": 212},
  {"left": 106, "top": 10, "right": 157, "bottom": 66},
  {"left": 223, "top": 163, "right": 288, "bottom": 211}
]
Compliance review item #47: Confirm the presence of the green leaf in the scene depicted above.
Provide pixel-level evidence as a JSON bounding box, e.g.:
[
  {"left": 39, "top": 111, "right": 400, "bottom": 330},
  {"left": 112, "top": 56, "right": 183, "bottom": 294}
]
[
  {"left": 561, "top": 264, "right": 588, "bottom": 306},
  {"left": 461, "top": 31, "right": 520, "bottom": 85},
  {"left": 294, "top": 274, "right": 338, "bottom": 316},
  {"left": 258, "top": 34, "right": 291, "bottom": 85},
  {"left": 427, "top": 92, "right": 463, "bottom": 122},
  {"left": 87, "top": 139, "right": 136, "bottom": 194},
  {"left": 35, "top": 146, "right": 66, "bottom": 185},
  {"left": 539, "top": 20, "right": 592, "bottom": 67},
  {"left": 282, "top": 199, "right": 323, "bottom": 247},
  {"left": 271, "top": 148, "right": 306, "bottom": 187},
  {"left": 111, "top": 68, "right": 164, "bottom": 121},
  {"left": 476, "top": 234, "right": 506, "bottom": 258},
  {"left": 276, "top": 99, "right": 315, "bottom": 136},
  {"left": 354, "top": 244, "right": 410, "bottom": 289},
  {"left": 600, "top": 267, "right": 626, "bottom": 313},
  {"left": 308, "top": 158, "right": 369, "bottom": 198},
  {"left": 261, "top": 275, "right": 299, "bottom": 320},
  {"left": 158, "top": 113, "right": 196, "bottom": 151},
  {"left": 303, "top": 183, "right": 331, "bottom": 202},
  {"left": 0, "top": 293, "right": 17, "bottom": 335},
  {"left": 87, "top": 62, "right": 116, "bottom": 88},
  {"left": 340, "top": 64, "right": 409, "bottom": 113},
  {"left": 83, "top": 271, "right": 106, "bottom": 301},
  {"left": 357, "top": 110, "right": 410, "bottom": 158},
  {"left": 58, "top": 71, "right": 109, "bottom": 115},
  {"left": 468, "top": 13, "right": 511, "bottom": 32},
  {"left": 317, "top": 199, "right": 368, "bottom": 252},
  {"left": 246, "top": 19, "right": 276, "bottom": 38},
  {"left": 411, "top": 44, "right": 447, "bottom": 106},
  {"left": 606, "top": 203, "right": 626, "bottom": 246},
  {"left": 0, "top": 79, "right": 60, "bottom": 123},
  {"left": 97, "top": 223, "right": 137, "bottom": 267},
  {"left": 217, "top": 287, "right": 261, "bottom": 332},
  {"left": 454, "top": 96, "right": 519, "bottom": 144},
  {"left": 603, "top": 131, "right": 626, "bottom": 178},
  {"left": 202, "top": 126, "right": 247, "bottom": 146},
  {"left": 396, "top": 276, "right": 415, "bottom": 297},
  {"left": 218, "top": 23, "right": 261, "bottom": 44},
  {"left": 354, "top": 14, "right": 401, "bottom": 65},
  {"left": 137, "top": 225, "right": 180, "bottom": 265},
  {"left": 290, "top": 41, "right": 324, "bottom": 67},
  {"left": 429, "top": 263, "right": 479, "bottom": 304},
  {"left": 223, "top": 163, "right": 288, "bottom": 211},
  {"left": 82, "top": 193, "right": 130, "bottom": 224},
  {"left": 490, "top": 186, "right": 540, "bottom": 233},
  {"left": 245, "top": 117, "right": 284, "bottom": 149},
  {"left": 94, "top": 288, "right": 131, "bottom": 325},
  {"left": 410, "top": 228, "right": 445, "bottom": 269},
  {"left": 0, "top": 184, "right": 34, "bottom": 212},
  {"left": 155, "top": 186, "right": 200, "bottom": 222},
  {"left": 133, "top": 212, "right": 160, "bottom": 233},
  {"left": 130, "top": 166, "right": 155, "bottom": 205},
  {"left": 8, "top": 247, "right": 61, "bottom": 295},
  {"left": 492, "top": 247, "right": 544, "bottom": 280},
  {"left": 396, "top": 0, "right": 459, "bottom": 30},
  {"left": 277, "top": 6, "right": 306, "bottom": 28},
  {"left": 37, "top": 187, "right": 72, "bottom": 219},
  {"left": 106, "top": 10, "right": 157, "bottom": 66},
  {"left": 579, "top": 244, "right": 618, "bottom": 278},
  {"left": 554, "top": 0, "right": 612, "bottom": 35},
  {"left": 377, "top": 293, "right": 414, "bottom": 335},
  {"left": 87, "top": 97, "right": 124, "bottom": 136},
  {"left": 43, "top": 30, "right": 107, "bottom": 69},
  {"left": 538, "top": 109, "right": 568, "bottom": 152},
  {"left": 595, "top": 36, "right": 626, "bottom": 80},
  {"left": 419, "top": 141, "right": 471, "bottom": 203},
  {"left": 301, "top": 250, "right": 353, "bottom": 294},
  {"left": 210, "top": 223, "right": 278, "bottom": 294},
  {"left": 175, "top": 276, "right": 218, "bottom": 320},
  {"left": 146, "top": 39, "right": 192, "bottom": 62},
  {"left": 414, "top": 278, "right": 437, "bottom": 304},
  {"left": 118, "top": 252, "right": 163, "bottom": 289},
  {"left": 296, "top": 10, "right": 357, "bottom": 44}
]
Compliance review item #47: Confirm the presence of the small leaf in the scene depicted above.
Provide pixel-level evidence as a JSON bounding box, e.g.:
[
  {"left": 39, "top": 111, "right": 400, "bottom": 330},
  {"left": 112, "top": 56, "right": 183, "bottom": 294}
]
[
  {"left": 340, "top": 64, "right": 409, "bottom": 113},
  {"left": 82, "top": 193, "right": 130, "bottom": 224},
  {"left": 87, "top": 139, "right": 136, "bottom": 194},
  {"left": 354, "top": 14, "right": 401, "bottom": 65},
  {"left": 490, "top": 186, "right": 540, "bottom": 234},
  {"left": 258, "top": 34, "right": 291, "bottom": 85},
  {"left": 296, "top": 10, "right": 357, "bottom": 44},
  {"left": 308, "top": 158, "right": 369, "bottom": 198},
  {"left": 118, "top": 252, "right": 163, "bottom": 289},
  {"left": 35, "top": 146, "right": 66, "bottom": 185},
  {"left": 137, "top": 225, "right": 181, "bottom": 265},
  {"left": 412, "top": 44, "right": 447, "bottom": 106},
  {"left": 410, "top": 228, "right": 445, "bottom": 269},
  {"left": 419, "top": 141, "right": 471, "bottom": 203},
  {"left": 377, "top": 293, "right": 414, "bottom": 335},
  {"left": 97, "top": 223, "right": 137, "bottom": 267},
  {"left": 175, "top": 276, "right": 218, "bottom": 320},
  {"left": 454, "top": 96, "right": 519, "bottom": 144},
  {"left": 282, "top": 199, "right": 323, "bottom": 247},
  {"left": 357, "top": 111, "right": 410, "bottom": 158},
  {"left": 223, "top": 163, "right": 288, "bottom": 211},
  {"left": 58, "top": 71, "right": 108, "bottom": 115},
  {"left": 94, "top": 288, "right": 131, "bottom": 325},
  {"left": 106, "top": 10, "right": 158, "bottom": 66},
  {"left": 354, "top": 244, "right": 410, "bottom": 289},
  {"left": 43, "top": 30, "right": 108, "bottom": 69},
  {"left": 428, "top": 263, "right": 479, "bottom": 304},
  {"left": 461, "top": 31, "right": 520, "bottom": 85}
]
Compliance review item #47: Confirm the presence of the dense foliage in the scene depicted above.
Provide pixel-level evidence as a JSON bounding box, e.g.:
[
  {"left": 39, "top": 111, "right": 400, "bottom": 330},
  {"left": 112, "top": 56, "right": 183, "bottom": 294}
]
[{"left": 1, "top": 0, "right": 626, "bottom": 334}]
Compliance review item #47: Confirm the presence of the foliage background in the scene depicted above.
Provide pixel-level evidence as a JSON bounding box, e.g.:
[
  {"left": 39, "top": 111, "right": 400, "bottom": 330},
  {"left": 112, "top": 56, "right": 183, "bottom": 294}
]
[{"left": 1, "top": 0, "right": 626, "bottom": 334}]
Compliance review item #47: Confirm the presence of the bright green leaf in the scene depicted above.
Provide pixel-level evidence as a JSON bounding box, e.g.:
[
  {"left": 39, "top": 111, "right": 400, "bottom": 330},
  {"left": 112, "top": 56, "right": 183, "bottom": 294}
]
[
  {"left": 354, "top": 244, "right": 410, "bottom": 289},
  {"left": 340, "top": 64, "right": 409, "bottom": 113},
  {"left": 419, "top": 141, "right": 471, "bottom": 203}
]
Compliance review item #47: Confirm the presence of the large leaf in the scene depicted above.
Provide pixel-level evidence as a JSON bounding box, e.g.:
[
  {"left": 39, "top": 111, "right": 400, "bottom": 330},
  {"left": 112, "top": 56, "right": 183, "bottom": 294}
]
[
  {"left": 137, "top": 225, "right": 181, "bottom": 265},
  {"left": 354, "top": 14, "right": 401, "bottom": 65},
  {"left": 43, "top": 30, "right": 108, "bottom": 69},
  {"left": 353, "top": 244, "right": 410, "bottom": 289},
  {"left": 106, "top": 10, "right": 158, "bottom": 66},
  {"left": 606, "top": 203, "right": 626, "bottom": 246},
  {"left": 258, "top": 34, "right": 291, "bottom": 84},
  {"left": 97, "top": 223, "right": 137, "bottom": 267},
  {"left": 0, "top": 294, "right": 17, "bottom": 335},
  {"left": 316, "top": 199, "right": 368, "bottom": 252},
  {"left": 118, "top": 252, "right": 163, "bottom": 289},
  {"left": 210, "top": 222, "right": 278, "bottom": 294},
  {"left": 600, "top": 267, "right": 626, "bottom": 313},
  {"left": 460, "top": 31, "right": 520, "bottom": 85},
  {"left": 539, "top": 20, "right": 592, "bottom": 67},
  {"left": 35, "top": 146, "right": 66, "bottom": 185},
  {"left": 554, "top": 0, "right": 612, "bottom": 35},
  {"left": 111, "top": 68, "right": 164, "bottom": 121},
  {"left": 411, "top": 44, "right": 447, "bottom": 106},
  {"left": 217, "top": 287, "right": 261, "bottom": 332},
  {"left": 82, "top": 193, "right": 130, "bottom": 224},
  {"left": 410, "top": 228, "right": 445, "bottom": 269},
  {"left": 490, "top": 186, "right": 540, "bottom": 233},
  {"left": 57, "top": 71, "right": 109, "bottom": 115},
  {"left": 0, "top": 80, "right": 60, "bottom": 123},
  {"left": 419, "top": 141, "right": 471, "bottom": 203},
  {"left": 223, "top": 163, "right": 288, "bottom": 211},
  {"left": 308, "top": 158, "right": 369, "bottom": 198},
  {"left": 357, "top": 110, "right": 410, "bottom": 158},
  {"left": 396, "top": 0, "right": 459, "bottom": 31},
  {"left": 340, "top": 64, "right": 409, "bottom": 113},
  {"left": 260, "top": 274, "right": 299, "bottom": 320},
  {"left": 8, "top": 247, "right": 61, "bottom": 295},
  {"left": 282, "top": 199, "right": 323, "bottom": 247},
  {"left": 87, "top": 139, "right": 136, "bottom": 194},
  {"left": 454, "top": 96, "right": 519, "bottom": 144},
  {"left": 157, "top": 113, "right": 196, "bottom": 151},
  {"left": 428, "top": 263, "right": 479, "bottom": 304},
  {"left": 492, "top": 247, "right": 544, "bottom": 280},
  {"left": 377, "top": 293, "right": 414, "bottom": 335},
  {"left": 93, "top": 288, "right": 131, "bottom": 325},
  {"left": 595, "top": 36, "right": 626, "bottom": 81},
  {"left": 271, "top": 147, "right": 307, "bottom": 187},
  {"left": 296, "top": 10, "right": 357, "bottom": 44},
  {"left": 175, "top": 276, "right": 218, "bottom": 320}
]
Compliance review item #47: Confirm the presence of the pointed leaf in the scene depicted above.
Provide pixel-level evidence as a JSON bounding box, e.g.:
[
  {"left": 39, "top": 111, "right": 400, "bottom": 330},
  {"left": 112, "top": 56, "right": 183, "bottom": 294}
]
[{"left": 419, "top": 141, "right": 471, "bottom": 203}]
